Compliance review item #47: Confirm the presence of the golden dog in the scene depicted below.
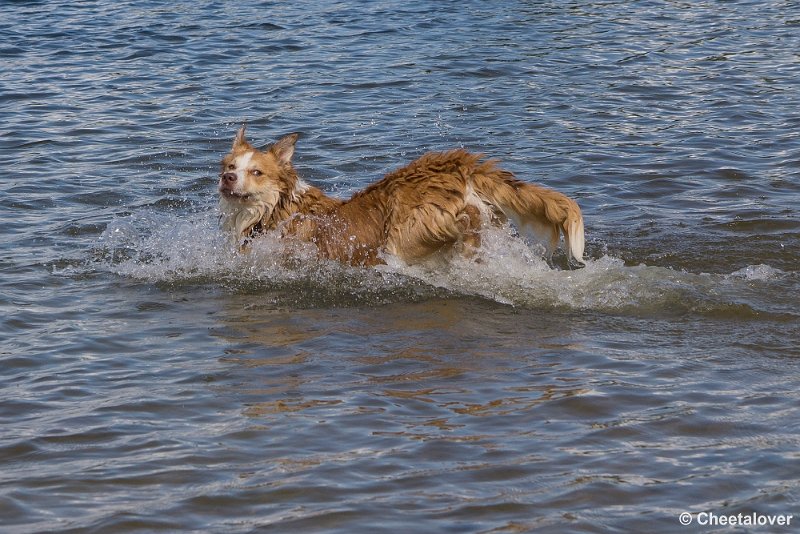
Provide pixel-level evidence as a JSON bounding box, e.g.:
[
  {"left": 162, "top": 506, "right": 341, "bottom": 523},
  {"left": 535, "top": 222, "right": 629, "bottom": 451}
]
[{"left": 219, "top": 126, "right": 585, "bottom": 267}]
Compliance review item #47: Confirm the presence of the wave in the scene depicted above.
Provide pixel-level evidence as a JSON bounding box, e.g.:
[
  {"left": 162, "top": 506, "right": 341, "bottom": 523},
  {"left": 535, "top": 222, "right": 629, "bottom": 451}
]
[{"left": 92, "top": 208, "right": 796, "bottom": 319}]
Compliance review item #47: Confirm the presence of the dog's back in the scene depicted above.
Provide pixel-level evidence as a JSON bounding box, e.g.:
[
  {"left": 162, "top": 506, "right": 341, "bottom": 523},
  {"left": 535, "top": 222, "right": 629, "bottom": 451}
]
[{"left": 323, "top": 150, "right": 584, "bottom": 266}]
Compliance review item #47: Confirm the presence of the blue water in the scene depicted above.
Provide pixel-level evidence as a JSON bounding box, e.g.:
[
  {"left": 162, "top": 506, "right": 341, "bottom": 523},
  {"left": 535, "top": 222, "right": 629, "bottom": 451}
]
[{"left": 2, "top": 1, "right": 800, "bottom": 532}]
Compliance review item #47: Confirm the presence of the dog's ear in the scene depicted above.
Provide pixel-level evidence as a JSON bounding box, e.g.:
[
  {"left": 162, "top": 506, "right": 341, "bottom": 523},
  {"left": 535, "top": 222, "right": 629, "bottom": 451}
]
[
  {"left": 270, "top": 133, "right": 300, "bottom": 165},
  {"left": 232, "top": 125, "right": 248, "bottom": 150}
]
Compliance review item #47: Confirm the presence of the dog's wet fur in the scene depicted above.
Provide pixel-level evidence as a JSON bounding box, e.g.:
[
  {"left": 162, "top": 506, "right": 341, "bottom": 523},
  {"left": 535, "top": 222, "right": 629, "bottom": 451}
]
[{"left": 219, "top": 126, "right": 585, "bottom": 267}]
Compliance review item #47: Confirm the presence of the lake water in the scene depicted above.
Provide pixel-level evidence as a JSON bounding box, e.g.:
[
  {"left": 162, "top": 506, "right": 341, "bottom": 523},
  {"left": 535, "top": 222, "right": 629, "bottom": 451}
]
[{"left": 2, "top": 1, "right": 799, "bottom": 532}]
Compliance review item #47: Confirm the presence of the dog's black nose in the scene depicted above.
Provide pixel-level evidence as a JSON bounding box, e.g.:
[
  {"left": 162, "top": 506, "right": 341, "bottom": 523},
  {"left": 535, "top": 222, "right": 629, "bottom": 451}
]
[{"left": 222, "top": 172, "right": 237, "bottom": 183}]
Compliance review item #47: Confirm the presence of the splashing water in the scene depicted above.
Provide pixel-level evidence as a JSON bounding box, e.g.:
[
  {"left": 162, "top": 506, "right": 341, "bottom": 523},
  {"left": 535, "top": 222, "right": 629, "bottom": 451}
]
[{"left": 94, "top": 208, "right": 794, "bottom": 319}]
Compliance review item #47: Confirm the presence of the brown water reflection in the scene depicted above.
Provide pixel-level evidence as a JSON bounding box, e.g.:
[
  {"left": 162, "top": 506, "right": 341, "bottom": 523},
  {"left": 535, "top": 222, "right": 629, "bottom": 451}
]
[
  {"left": 199, "top": 293, "right": 800, "bottom": 532},
  {"left": 211, "top": 296, "right": 590, "bottom": 416}
]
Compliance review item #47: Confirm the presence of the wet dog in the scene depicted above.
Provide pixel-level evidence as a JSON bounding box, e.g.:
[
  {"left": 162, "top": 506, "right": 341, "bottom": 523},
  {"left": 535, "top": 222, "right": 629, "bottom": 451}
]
[{"left": 218, "top": 126, "right": 585, "bottom": 267}]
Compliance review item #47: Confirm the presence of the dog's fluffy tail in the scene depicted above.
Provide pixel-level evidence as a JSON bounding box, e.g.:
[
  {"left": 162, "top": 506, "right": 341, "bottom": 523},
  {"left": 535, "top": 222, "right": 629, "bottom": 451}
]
[{"left": 471, "top": 164, "right": 585, "bottom": 266}]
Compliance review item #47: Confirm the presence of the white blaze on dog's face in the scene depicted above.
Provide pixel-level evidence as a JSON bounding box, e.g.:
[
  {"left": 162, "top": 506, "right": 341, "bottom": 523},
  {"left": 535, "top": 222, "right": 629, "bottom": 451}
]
[{"left": 218, "top": 127, "right": 298, "bottom": 237}]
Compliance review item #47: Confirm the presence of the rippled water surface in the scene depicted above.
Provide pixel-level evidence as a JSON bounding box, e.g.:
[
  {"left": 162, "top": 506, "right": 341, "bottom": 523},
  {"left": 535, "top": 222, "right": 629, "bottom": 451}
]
[{"left": 2, "top": 1, "right": 800, "bottom": 532}]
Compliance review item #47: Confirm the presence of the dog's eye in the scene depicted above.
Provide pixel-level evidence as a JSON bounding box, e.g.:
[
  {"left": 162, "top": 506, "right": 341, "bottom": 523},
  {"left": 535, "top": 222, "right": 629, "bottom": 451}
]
[
  {"left": 251, "top": 169, "right": 262, "bottom": 176},
  {"left": 227, "top": 164, "right": 235, "bottom": 170}
]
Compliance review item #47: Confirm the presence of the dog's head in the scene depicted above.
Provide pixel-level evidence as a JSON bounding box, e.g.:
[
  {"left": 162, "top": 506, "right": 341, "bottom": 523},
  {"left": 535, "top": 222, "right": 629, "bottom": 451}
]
[{"left": 218, "top": 126, "right": 299, "bottom": 238}]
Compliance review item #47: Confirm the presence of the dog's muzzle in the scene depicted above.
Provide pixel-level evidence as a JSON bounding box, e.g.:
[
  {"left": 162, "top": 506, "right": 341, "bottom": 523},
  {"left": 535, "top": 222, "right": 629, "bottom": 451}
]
[{"left": 219, "top": 172, "right": 246, "bottom": 198}]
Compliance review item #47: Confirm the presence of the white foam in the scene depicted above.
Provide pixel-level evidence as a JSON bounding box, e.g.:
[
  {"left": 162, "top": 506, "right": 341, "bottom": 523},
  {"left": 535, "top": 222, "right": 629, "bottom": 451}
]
[
  {"left": 93, "top": 208, "right": 789, "bottom": 316},
  {"left": 727, "top": 264, "right": 785, "bottom": 281}
]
